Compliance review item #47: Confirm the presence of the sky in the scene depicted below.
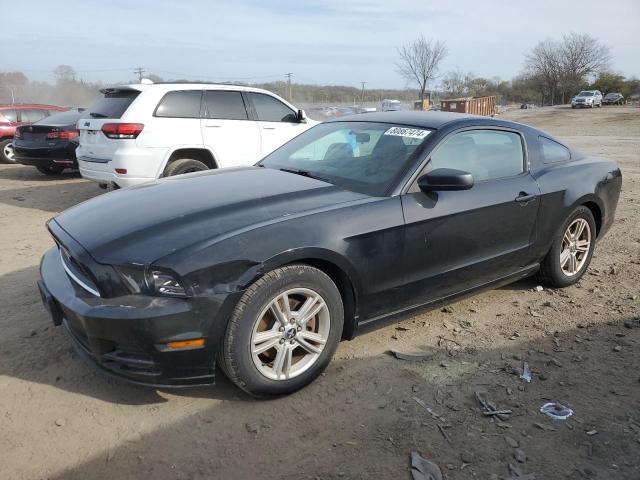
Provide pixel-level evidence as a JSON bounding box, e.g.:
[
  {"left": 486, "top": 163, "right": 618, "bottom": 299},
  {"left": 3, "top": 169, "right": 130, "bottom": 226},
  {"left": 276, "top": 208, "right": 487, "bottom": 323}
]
[{"left": 1, "top": 0, "right": 638, "bottom": 88}]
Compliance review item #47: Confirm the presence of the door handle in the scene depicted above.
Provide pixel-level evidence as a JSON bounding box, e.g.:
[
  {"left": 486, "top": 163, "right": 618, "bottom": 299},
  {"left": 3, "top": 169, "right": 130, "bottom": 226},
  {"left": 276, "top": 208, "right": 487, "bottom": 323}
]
[
  {"left": 262, "top": 126, "right": 276, "bottom": 130},
  {"left": 204, "top": 122, "right": 221, "bottom": 128},
  {"left": 515, "top": 192, "right": 536, "bottom": 203}
]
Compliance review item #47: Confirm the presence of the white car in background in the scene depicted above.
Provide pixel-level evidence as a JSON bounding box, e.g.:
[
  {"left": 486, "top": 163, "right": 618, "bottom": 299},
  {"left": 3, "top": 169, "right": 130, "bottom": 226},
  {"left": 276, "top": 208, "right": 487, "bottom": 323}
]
[
  {"left": 77, "top": 82, "right": 316, "bottom": 188},
  {"left": 571, "top": 90, "right": 603, "bottom": 108}
]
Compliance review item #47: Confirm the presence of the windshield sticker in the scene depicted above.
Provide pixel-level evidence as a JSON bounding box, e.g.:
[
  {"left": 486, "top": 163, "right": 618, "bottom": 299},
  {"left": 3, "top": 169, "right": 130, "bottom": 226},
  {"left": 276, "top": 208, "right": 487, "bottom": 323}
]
[{"left": 384, "top": 127, "right": 430, "bottom": 139}]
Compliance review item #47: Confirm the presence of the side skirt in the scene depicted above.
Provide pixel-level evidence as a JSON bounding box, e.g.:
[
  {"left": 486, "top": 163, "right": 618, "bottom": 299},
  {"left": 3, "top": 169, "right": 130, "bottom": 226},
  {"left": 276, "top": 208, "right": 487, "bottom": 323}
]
[{"left": 355, "top": 264, "right": 540, "bottom": 336}]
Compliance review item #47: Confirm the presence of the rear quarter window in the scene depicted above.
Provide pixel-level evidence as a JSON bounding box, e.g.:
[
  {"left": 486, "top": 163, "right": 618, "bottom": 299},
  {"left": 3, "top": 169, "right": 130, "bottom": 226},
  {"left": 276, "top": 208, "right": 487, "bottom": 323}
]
[
  {"left": 86, "top": 90, "right": 140, "bottom": 119},
  {"left": 540, "top": 136, "right": 571, "bottom": 164},
  {"left": 154, "top": 90, "right": 202, "bottom": 118}
]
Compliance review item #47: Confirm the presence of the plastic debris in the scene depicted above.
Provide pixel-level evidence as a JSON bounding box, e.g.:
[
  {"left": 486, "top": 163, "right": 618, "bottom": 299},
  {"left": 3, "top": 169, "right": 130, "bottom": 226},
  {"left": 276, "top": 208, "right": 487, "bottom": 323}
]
[
  {"left": 410, "top": 451, "right": 443, "bottom": 480},
  {"left": 540, "top": 402, "right": 573, "bottom": 420},
  {"left": 390, "top": 349, "right": 434, "bottom": 362},
  {"left": 520, "top": 362, "right": 532, "bottom": 383}
]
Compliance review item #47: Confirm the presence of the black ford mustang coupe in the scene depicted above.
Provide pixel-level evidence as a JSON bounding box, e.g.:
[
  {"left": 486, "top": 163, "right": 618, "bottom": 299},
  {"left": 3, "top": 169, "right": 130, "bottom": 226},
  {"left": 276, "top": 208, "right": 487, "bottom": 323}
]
[{"left": 38, "top": 112, "right": 621, "bottom": 396}]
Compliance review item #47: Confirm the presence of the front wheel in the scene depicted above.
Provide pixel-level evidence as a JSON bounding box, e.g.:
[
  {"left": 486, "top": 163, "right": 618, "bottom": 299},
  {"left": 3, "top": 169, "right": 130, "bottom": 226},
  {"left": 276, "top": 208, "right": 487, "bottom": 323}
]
[
  {"left": 538, "top": 206, "right": 596, "bottom": 288},
  {"left": 219, "top": 264, "right": 344, "bottom": 397}
]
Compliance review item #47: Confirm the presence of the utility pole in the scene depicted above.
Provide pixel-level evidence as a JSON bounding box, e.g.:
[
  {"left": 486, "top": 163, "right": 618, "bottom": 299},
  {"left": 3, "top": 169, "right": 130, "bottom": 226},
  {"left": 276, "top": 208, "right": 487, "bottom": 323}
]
[
  {"left": 285, "top": 73, "right": 293, "bottom": 101},
  {"left": 360, "top": 81, "right": 367, "bottom": 104},
  {"left": 134, "top": 67, "right": 146, "bottom": 82}
]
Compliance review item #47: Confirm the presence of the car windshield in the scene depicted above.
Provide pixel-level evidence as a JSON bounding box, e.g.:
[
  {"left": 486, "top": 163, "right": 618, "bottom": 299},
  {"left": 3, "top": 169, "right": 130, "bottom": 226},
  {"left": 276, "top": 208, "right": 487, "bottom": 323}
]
[
  {"left": 259, "top": 121, "right": 432, "bottom": 196},
  {"left": 578, "top": 91, "right": 594, "bottom": 97}
]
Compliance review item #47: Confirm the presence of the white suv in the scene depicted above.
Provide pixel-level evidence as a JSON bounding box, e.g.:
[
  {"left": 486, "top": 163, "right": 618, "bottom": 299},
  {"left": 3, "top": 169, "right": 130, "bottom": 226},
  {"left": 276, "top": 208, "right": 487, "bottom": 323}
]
[
  {"left": 571, "top": 90, "right": 603, "bottom": 108},
  {"left": 77, "top": 82, "right": 316, "bottom": 188}
]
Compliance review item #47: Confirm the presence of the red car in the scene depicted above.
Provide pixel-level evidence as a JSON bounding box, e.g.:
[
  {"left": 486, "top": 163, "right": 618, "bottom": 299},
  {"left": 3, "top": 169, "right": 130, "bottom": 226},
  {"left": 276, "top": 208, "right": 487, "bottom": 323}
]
[{"left": 0, "top": 104, "right": 68, "bottom": 163}]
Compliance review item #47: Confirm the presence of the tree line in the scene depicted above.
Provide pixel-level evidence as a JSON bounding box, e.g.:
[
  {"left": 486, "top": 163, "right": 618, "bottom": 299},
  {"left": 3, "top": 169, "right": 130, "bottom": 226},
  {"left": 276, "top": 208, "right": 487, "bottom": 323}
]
[
  {"left": 1, "top": 32, "right": 638, "bottom": 108},
  {"left": 396, "top": 32, "right": 639, "bottom": 105}
]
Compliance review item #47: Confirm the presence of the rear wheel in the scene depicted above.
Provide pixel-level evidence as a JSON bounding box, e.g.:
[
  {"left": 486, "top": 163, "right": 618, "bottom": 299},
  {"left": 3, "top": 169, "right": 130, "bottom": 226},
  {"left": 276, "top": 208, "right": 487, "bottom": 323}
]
[
  {"left": 219, "top": 264, "right": 344, "bottom": 397},
  {"left": 538, "top": 206, "right": 596, "bottom": 288},
  {"left": 0, "top": 139, "right": 16, "bottom": 163},
  {"left": 163, "top": 158, "right": 209, "bottom": 177},
  {"left": 36, "top": 166, "right": 65, "bottom": 175}
]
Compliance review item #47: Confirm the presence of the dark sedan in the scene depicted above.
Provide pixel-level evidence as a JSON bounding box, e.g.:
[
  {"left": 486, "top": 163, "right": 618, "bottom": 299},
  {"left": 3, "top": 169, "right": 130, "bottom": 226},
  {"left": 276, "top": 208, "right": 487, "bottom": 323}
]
[
  {"left": 38, "top": 111, "right": 621, "bottom": 397},
  {"left": 602, "top": 92, "right": 624, "bottom": 105},
  {"left": 13, "top": 109, "right": 84, "bottom": 175}
]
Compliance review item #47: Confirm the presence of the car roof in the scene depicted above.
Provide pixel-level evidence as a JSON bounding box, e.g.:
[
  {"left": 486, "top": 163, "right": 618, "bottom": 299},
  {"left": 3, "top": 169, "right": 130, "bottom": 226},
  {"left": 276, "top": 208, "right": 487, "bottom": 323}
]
[
  {"left": 100, "top": 82, "right": 282, "bottom": 95},
  {"left": 327, "top": 110, "right": 519, "bottom": 130},
  {"left": 0, "top": 104, "right": 66, "bottom": 110}
]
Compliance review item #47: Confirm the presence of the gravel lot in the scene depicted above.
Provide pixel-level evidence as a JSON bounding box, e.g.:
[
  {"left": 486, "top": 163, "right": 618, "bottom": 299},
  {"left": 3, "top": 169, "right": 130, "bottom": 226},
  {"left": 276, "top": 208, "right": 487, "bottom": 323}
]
[{"left": 0, "top": 106, "right": 638, "bottom": 480}]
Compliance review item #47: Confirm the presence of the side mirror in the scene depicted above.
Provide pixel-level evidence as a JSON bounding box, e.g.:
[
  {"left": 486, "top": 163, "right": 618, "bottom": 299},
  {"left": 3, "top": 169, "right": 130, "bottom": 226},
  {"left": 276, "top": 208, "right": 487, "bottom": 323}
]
[
  {"left": 297, "top": 109, "right": 307, "bottom": 123},
  {"left": 417, "top": 168, "right": 473, "bottom": 192}
]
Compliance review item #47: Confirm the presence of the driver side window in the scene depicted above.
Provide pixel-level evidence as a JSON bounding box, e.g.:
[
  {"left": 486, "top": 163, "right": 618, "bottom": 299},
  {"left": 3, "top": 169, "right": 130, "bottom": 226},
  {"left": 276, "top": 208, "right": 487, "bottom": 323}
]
[{"left": 429, "top": 129, "right": 524, "bottom": 182}]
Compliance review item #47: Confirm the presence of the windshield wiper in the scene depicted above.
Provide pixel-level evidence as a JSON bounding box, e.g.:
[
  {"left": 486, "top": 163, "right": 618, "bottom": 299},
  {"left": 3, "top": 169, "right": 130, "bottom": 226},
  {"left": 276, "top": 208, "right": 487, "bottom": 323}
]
[
  {"left": 279, "top": 168, "right": 330, "bottom": 183},
  {"left": 89, "top": 112, "right": 108, "bottom": 118}
]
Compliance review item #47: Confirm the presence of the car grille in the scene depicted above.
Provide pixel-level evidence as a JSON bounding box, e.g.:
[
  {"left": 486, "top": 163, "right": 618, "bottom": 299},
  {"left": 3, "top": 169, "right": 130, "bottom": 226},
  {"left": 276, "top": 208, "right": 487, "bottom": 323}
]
[{"left": 58, "top": 245, "right": 101, "bottom": 297}]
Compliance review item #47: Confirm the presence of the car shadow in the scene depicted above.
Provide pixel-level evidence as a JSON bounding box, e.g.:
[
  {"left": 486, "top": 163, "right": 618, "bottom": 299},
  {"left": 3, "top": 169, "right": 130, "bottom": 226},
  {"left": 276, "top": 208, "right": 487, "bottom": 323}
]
[
  {"left": 0, "top": 163, "right": 81, "bottom": 181},
  {"left": 34, "top": 319, "right": 639, "bottom": 480},
  {"left": 0, "top": 176, "right": 101, "bottom": 213}
]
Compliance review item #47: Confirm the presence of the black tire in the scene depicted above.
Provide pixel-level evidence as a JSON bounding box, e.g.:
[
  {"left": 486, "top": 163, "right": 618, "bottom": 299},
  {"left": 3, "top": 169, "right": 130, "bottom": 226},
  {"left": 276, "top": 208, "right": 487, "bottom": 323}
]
[
  {"left": 163, "top": 158, "right": 209, "bottom": 177},
  {"left": 0, "top": 139, "right": 16, "bottom": 164},
  {"left": 538, "top": 206, "right": 596, "bottom": 288},
  {"left": 219, "top": 264, "right": 344, "bottom": 397},
  {"left": 36, "top": 166, "right": 65, "bottom": 175}
]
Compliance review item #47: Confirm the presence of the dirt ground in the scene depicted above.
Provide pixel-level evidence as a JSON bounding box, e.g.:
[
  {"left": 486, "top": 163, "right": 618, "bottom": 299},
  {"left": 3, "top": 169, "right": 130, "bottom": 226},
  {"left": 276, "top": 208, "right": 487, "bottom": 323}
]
[{"left": 0, "top": 106, "right": 638, "bottom": 480}]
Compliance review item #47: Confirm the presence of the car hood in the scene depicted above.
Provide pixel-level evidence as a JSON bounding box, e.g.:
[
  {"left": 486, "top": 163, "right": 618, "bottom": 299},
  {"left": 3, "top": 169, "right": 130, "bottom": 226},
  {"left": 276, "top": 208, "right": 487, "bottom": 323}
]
[{"left": 53, "top": 167, "right": 368, "bottom": 265}]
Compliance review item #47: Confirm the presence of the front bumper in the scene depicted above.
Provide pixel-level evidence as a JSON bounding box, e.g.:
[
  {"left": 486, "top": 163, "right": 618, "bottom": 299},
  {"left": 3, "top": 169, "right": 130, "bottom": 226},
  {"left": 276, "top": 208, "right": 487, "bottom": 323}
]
[{"left": 38, "top": 247, "right": 231, "bottom": 387}]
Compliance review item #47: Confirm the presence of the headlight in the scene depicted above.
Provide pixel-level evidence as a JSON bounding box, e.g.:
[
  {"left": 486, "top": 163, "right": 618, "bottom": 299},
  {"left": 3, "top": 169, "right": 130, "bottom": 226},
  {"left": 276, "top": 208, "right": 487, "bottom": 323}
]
[
  {"left": 115, "top": 266, "right": 188, "bottom": 297},
  {"left": 149, "top": 270, "right": 187, "bottom": 297}
]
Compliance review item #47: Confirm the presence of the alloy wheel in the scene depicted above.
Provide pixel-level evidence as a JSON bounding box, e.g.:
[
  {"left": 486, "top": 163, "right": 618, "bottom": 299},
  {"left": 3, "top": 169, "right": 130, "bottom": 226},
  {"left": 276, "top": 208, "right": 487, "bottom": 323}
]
[
  {"left": 251, "top": 288, "right": 330, "bottom": 380},
  {"left": 4, "top": 142, "right": 15, "bottom": 162},
  {"left": 560, "top": 218, "right": 591, "bottom": 276}
]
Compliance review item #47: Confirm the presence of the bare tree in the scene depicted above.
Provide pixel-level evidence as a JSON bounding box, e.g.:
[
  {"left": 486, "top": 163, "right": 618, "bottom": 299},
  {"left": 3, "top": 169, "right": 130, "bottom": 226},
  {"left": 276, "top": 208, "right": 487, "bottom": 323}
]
[
  {"left": 53, "top": 65, "right": 76, "bottom": 83},
  {"left": 525, "top": 33, "right": 610, "bottom": 105},
  {"left": 441, "top": 68, "right": 469, "bottom": 98},
  {"left": 558, "top": 33, "right": 610, "bottom": 101},
  {"left": 396, "top": 36, "right": 448, "bottom": 100}
]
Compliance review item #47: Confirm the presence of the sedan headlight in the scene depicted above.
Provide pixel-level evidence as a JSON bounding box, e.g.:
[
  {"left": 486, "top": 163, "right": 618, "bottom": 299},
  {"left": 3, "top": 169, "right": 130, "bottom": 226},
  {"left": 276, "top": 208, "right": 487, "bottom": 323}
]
[
  {"left": 149, "top": 270, "right": 187, "bottom": 297},
  {"left": 115, "top": 266, "right": 188, "bottom": 298}
]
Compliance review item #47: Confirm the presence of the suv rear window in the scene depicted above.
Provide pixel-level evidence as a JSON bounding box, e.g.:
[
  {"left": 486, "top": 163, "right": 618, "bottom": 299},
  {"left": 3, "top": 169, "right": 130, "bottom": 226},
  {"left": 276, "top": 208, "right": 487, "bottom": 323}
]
[
  {"left": 86, "top": 90, "right": 140, "bottom": 119},
  {"left": 203, "top": 91, "right": 248, "bottom": 120},
  {"left": 155, "top": 90, "right": 202, "bottom": 118}
]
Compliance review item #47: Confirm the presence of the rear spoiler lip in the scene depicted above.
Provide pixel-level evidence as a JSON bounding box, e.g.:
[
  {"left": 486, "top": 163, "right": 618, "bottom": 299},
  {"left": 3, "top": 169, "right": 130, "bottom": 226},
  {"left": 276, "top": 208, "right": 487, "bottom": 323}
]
[{"left": 98, "top": 84, "right": 147, "bottom": 95}]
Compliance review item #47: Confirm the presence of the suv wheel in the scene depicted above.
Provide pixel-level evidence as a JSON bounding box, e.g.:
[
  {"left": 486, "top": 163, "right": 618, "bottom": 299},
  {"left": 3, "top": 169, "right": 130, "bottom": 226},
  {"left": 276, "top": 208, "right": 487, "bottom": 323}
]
[
  {"left": 538, "top": 206, "right": 596, "bottom": 288},
  {"left": 219, "top": 264, "right": 344, "bottom": 397},
  {"left": 1, "top": 139, "right": 16, "bottom": 163},
  {"left": 163, "top": 158, "right": 209, "bottom": 177}
]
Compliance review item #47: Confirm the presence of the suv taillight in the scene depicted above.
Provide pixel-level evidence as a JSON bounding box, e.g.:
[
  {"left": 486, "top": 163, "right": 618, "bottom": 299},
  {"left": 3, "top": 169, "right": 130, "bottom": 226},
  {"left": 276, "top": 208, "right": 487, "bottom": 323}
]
[
  {"left": 101, "top": 123, "right": 144, "bottom": 139},
  {"left": 47, "top": 130, "right": 79, "bottom": 140}
]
